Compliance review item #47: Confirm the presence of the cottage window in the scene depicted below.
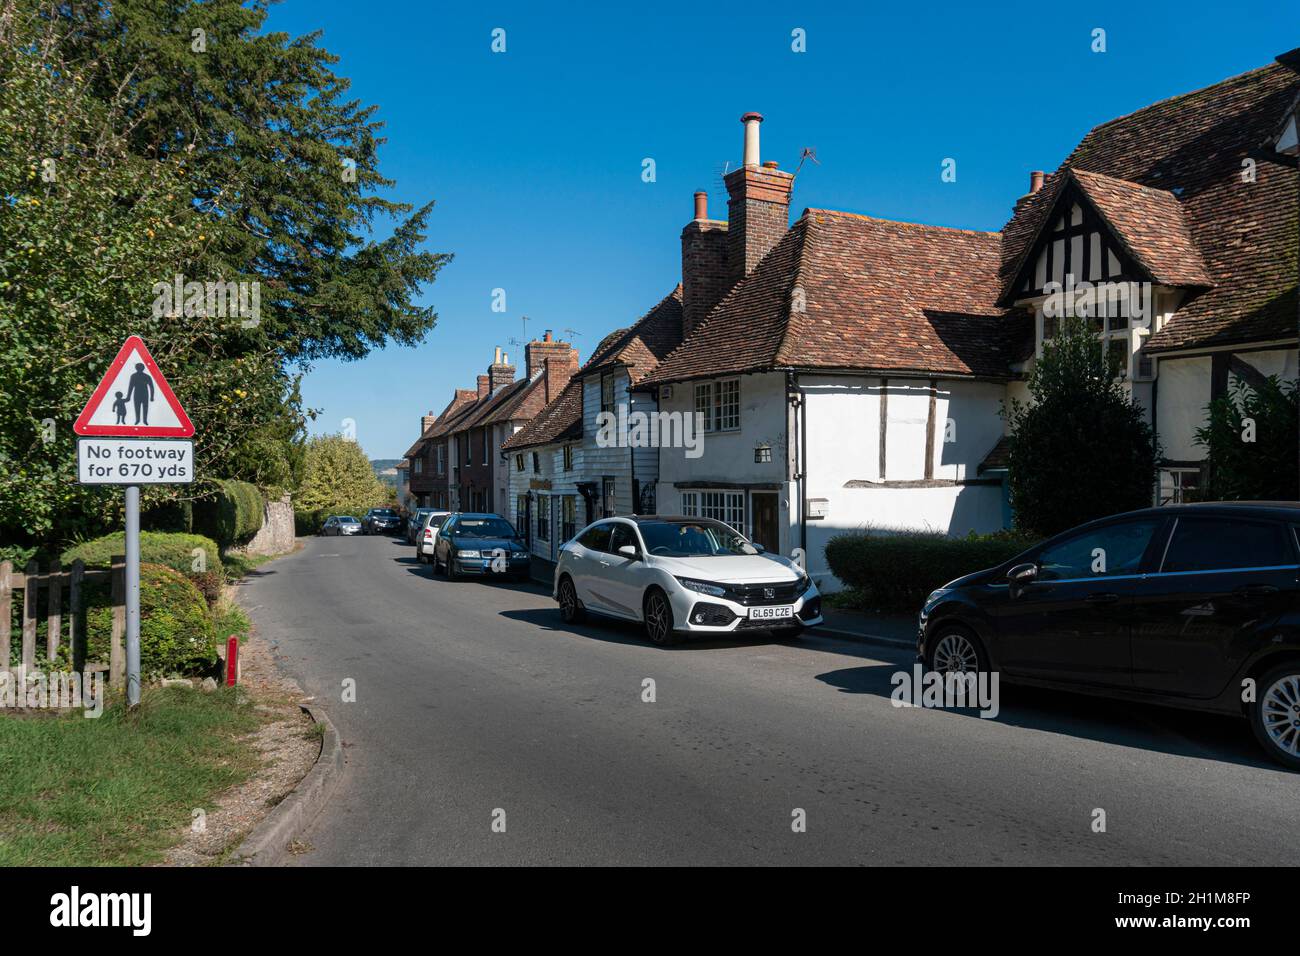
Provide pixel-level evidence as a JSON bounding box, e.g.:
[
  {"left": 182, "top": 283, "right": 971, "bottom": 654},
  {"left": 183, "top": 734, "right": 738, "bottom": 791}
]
[
  {"left": 562, "top": 444, "right": 574, "bottom": 472},
  {"left": 532, "top": 452, "right": 540, "bottom": 474},
  {"left": 601, "top": 373, "right": 616, "bottom": 415},
  {"left": 515, "top": 453, "right": 524, "bottom": 472},
  {"left": 516, "top": 494, "right": 528, "bottom": 539},
  {"left": 680, "top": 490, "right": 745, "bottom": 535},
  {"left": 694, "top": 379, "right": 741, "bottom": 432},
  {"left": 412, "top": 457, "right": 423, "bottom": 475},
  {"left": 482, "top": 428, "right": 489, "bottom": 465},
  {"left": 435, "top": 445, "right": 444, "bottom": 475},
  {"left": 1158, "top": 468, "right": 1200, "bottom": 506},
  {"left": 602, "top": 477, "right": 616, "bottom": 517}
]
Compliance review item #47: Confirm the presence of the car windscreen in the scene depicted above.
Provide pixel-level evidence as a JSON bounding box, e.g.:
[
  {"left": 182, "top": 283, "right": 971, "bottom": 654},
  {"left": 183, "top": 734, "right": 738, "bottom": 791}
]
[
  {"left": 340, "top": 517, "right": 358, "bottom": 523},
  {"left": 373, "top": 510, "right": 397, "bottom": 517},
  {"left": 637, "top": 520, "right": 757, "bottom": 557},
  {"left": 451, "top": 518, "right": 515, "bottom": 538}
]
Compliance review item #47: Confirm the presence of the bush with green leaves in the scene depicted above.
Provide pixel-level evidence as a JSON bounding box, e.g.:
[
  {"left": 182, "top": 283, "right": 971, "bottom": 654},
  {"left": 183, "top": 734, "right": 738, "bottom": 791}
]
[
  {"left": 193, "top": 481, "right": 264, "bottom": 547},
  {"left": 1195, "top": 375, "right": 1299, "bottom": 501},
  {"left": 294, "top": 435, "right": 391, "bottom": 529},
  {"left": 1005, "top": 318, "right": 1158, "bottom": 537},
  {"left": 61, "top": 532, "right": 221, "bottom": 577},
  {"left": 83, "top": 564, "right": 217, "bottom": 679},
  {"left": 825, "top": 529, "right": 1038, "bottom": 611}
]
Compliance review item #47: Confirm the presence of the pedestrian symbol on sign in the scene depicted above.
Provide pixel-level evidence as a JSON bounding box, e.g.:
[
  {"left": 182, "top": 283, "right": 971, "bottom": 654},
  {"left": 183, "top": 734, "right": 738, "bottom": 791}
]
[{"left": 125, "top": 363, "right": 155, "bottom": 425}]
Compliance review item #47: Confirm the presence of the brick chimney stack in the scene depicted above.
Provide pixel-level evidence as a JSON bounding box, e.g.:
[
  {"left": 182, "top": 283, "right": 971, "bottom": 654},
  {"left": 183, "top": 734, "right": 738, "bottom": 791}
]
[
  {"left": 488, "top": 346, "right": 515, "bottom": 393},
  {"left": 525, "top": 329, "right": 577, "bottom": 382},
  {"left": 681, "top": 190, "right": 730, "bottom": 337},
  {"left": 541, "top": 346, "right": 580, "bottom": 404},
  {"left": 476, "top": 374, "right": 490, "bottom": 398},
  {"left": 421, "top": 410, "right": 437, "bottom": 433},
  {"left": 724, "top": 112, "right": 793, "bottom": 288}
]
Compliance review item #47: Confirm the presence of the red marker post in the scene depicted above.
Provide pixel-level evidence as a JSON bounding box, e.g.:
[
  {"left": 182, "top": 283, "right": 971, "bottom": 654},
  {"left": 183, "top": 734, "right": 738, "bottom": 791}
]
[{"left": 226, "top": 637, "right": 239, "bottom": 687}]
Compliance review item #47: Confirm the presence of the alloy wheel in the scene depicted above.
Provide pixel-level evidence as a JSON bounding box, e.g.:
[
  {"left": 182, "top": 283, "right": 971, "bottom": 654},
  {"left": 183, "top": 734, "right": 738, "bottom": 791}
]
[
  {"left": 645, "top": 593, "right": 671, "bottom": 645},
  {"left": 559, "top": 580, "right": 578, "bottom": 622},
  {"left": 1260, "top": 673, "right": 1300, "bottom": 758},
  {"left": 932, "top": 632, "right": 979, "bottom": 674}
]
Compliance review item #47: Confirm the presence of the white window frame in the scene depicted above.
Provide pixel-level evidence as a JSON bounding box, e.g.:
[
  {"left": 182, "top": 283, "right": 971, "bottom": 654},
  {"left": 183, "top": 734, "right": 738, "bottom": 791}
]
[
  {"left": 1158, "top": 467, "right": 1200, "bottom": 506},
  {"left": 680, "top": 489, "right": 745, "bottom": 535},
  {"left": 694, "top": 378, "right": 741, "bottom": 433}
]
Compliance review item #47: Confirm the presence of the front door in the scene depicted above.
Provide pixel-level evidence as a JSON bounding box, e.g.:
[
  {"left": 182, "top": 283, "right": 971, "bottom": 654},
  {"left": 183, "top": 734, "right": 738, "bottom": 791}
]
[
  {"left": 751, "top": 492, "right": 779, "bottom": 553},
  {"left": 987, "top": 517, "right": 1163, "bottom": 686}
]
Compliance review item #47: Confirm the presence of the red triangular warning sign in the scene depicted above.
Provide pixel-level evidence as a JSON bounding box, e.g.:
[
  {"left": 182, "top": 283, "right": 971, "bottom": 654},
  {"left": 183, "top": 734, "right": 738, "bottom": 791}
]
[{"left": 73, "top": 336, "right": 195, "bottom": 437}]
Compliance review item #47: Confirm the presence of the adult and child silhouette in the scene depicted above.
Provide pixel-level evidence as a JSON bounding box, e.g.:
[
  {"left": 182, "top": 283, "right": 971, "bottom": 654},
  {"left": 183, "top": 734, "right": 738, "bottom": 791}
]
[{"left": 112, "top": 362, "right": 155, "bottom": 425}]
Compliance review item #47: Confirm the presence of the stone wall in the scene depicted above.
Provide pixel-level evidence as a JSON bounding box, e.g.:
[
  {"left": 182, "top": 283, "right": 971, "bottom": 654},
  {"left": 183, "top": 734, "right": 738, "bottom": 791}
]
[{"left": 232, "top": 493, "right": 296, "bottom": 556}]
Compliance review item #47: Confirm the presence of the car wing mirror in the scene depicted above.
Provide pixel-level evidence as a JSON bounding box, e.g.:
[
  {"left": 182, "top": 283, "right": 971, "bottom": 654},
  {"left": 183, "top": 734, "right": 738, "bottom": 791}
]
[
  {"left": 617, "top": 545, "right": 639, "bottom": 559},
  {"left": 753, "top": 543, "right": 767, "bottom": 554},
  {"left": 1007, "top": 562, "right": 1038, "bottom": 586}
]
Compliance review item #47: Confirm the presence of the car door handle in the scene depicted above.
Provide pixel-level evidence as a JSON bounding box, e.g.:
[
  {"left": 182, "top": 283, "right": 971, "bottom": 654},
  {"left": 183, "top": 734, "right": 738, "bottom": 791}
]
[
  {"left": 1085, "top": 592, "right": 1120, "bottom": 604},
  {"left": 1234, "top": 584, "right": 1279, "bottom": 597},
  {"left": 597, "top": 560, "right": 612, "bottom": 567}
]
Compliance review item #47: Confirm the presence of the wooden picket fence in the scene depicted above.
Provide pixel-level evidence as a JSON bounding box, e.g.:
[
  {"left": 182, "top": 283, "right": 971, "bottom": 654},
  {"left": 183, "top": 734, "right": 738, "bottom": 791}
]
[{"left": 0, "top": 557, "right": 124, "bottom": 689}]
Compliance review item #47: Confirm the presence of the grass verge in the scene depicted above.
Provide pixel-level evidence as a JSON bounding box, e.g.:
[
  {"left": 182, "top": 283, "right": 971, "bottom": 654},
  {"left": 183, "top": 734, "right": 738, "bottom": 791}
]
[{"left": 0, "top": 686, "right": 261, "bottom": 866}]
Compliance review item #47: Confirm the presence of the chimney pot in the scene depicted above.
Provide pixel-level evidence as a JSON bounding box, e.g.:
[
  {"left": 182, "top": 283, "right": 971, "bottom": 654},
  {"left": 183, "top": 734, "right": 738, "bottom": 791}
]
[
  {"left": 543, "top": 329, "right": 553, "bottom": 342},
  {"left": 741, "top": 111, "right": 763, "bottom": 167},
  {"left": 693, "top": 190, "right": 708, "bottom": 220},
  {"left": 1029, "top": 170, "right": 1045, "bottom": 194},
  {"left": 762, "top": 160, "right": 778, "bottom": 169}
]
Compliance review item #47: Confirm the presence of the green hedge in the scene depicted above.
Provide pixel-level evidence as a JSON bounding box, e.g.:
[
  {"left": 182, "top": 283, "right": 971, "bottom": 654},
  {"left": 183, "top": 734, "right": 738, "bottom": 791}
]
[
  {"left": 62, "top": 531, "right": 222, "bottom": 578},
  {"left": 62, "top": 531, "right": 224, "bottom": 610},
  {"left": 142, "top": 497, "right": 193, "bottom": 534},
  {"left": 194, "top": 480, "right": 264, "bottom": 546},
  {"left": 824, "top": 529, "right": 1038, "bottom": 612},
  {"left": 82, "top": 563, "right": 217, "bottom": 679}
]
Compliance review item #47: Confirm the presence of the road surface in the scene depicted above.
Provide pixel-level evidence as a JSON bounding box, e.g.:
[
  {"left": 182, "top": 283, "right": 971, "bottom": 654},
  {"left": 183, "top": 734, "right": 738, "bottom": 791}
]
[{"left": 237, "top": 534, "right": 1298, "bottom": 866}]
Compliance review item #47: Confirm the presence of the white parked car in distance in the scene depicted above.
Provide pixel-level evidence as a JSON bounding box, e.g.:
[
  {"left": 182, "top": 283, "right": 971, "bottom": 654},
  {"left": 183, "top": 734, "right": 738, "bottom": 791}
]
[
  {"left": 553, "top": 515, "right": 822, "bottom": 645},
  {"left": 415, "top": 511, "right": 451, "bottom": 563}
]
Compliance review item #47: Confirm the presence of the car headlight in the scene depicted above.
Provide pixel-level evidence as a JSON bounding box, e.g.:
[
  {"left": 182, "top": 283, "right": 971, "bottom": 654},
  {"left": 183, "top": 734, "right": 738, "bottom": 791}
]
[
  {"left": 796, "top": 573, "right": 812, "bottom": 594},
  {"left": 675, "top": 576, "right": 727, "bottom": 597},
  {"left": 924, "top": 588, "right": 951, "bottom": 607},
  {"left": 458, "top": 549, "right": 481, "bottom": 559}
]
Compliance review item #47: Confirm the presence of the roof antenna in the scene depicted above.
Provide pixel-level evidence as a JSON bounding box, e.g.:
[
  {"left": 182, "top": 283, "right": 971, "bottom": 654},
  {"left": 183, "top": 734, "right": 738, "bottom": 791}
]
[
  {"left": 562, "top": 327, "right": 581, "bottom": 340},
  {"left": 794, "top": 147, "right": 820, "bottom": 179}
]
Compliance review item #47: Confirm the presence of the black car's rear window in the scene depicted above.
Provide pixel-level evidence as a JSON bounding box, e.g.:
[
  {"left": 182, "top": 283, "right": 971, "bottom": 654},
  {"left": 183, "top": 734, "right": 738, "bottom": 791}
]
[
  {"left": 1162, "top": 517, "right": 1295, "bottom": 573},
  {"left": 452, "top": 517, "right": 515, "bottom": 538}
]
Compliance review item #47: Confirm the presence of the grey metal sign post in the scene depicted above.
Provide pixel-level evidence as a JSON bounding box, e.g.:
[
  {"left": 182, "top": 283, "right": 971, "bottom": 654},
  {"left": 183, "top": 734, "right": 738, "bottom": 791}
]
[
  {"left": 73, "top": 336, "right": 196, "bottom": 708},
  {"left": 124, "top": 484, "right": 142, "bottom": 706}
]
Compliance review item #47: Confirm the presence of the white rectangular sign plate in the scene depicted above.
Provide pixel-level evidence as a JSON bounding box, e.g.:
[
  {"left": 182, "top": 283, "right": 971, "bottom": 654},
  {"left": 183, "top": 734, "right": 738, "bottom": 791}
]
[{"left": 77, "top": 438, "right": 194, "bottom": 485}]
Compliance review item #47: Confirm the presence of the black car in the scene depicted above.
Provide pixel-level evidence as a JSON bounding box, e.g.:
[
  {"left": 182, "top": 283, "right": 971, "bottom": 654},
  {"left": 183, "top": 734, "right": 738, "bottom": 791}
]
[
  {"left": 918, "top": 502, "right": 1300, "bottom": 769},
  {"left": 432, "top": 513, "right": 531, "bottom": 582},
  {"left": 362, "top": 508, "right": 402, "bottom": 535}
]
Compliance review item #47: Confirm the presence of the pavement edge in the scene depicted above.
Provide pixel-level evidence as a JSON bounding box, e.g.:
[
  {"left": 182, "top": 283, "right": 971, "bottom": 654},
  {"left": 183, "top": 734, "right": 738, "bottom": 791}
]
[{"left": 231, "top": 701, "right": 344, "bottom": 866}]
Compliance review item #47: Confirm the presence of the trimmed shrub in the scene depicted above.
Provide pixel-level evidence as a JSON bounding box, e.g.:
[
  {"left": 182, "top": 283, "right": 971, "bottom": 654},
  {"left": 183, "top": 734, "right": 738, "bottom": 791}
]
[
  {"left": 194, "top": 480, "right": 264, "bottom": 546},
  {"left": 824, "top": 529, "right": 1038, "bottom": 612},
  {"left": 83, "top": 564, "right": 217, "bottom": 678},
  {"left": 62, "top": 531, "right": 222, "bottom": 577}
]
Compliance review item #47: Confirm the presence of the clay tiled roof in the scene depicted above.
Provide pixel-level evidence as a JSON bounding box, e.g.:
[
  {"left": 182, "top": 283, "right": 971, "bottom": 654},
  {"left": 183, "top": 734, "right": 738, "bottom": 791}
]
[
  {"left": 977, "top": 435, "right": 1011, "bottom": 474},
  {"left": 581, "top": 286, "right": 684, "bottom": 383},
  {"left": 501, "top": 379, "right": 583, "bottom": 451},
  {"left": 501, "top": 286, "right": 684, "bottom": 450},
  {"left": 1002, "top": 61, "right": 1299, "bottom": 352},
  {"left": 643, "top": 210, "right": 1025, "bottom": 386},
  {"left": 403, "top": 389, "right": 477, "bottom": 458},
  {"left": 1071, "top": 171, "right": 1213, "bottom": 287}
]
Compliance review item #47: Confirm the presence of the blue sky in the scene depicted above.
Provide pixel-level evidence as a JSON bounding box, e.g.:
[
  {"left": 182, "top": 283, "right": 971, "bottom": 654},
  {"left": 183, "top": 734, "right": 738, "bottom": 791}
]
[{"left": 264, "top": 0, "right": 1298, "bottom": 459}]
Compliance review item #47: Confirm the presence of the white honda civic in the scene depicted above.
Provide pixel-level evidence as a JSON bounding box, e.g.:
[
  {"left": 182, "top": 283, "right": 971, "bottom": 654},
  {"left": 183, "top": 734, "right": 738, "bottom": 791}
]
[{"left": 553, "top": 515, "right": 822, "bottom": 645}]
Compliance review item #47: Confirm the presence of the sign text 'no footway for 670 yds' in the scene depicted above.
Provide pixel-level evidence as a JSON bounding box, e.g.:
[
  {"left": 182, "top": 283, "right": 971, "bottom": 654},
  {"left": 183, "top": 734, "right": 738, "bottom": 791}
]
[{"left": 77, "top": 438, "right": 193, "bottom": 484}]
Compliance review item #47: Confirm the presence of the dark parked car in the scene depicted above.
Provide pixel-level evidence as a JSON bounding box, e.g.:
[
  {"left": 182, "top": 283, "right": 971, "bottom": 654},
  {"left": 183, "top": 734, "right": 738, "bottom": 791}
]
[
  {"left": 432, "top": 513, "right": 531, "bottom": 582},
  {"left": 362, "top": 507, "right": 402, "bottom": 535},
  {"left": 918, "top": 502, "right": 1300, "bottom": 769},
  {"left": 320, "top": 515, "right": 362, "bottom": 536}
]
